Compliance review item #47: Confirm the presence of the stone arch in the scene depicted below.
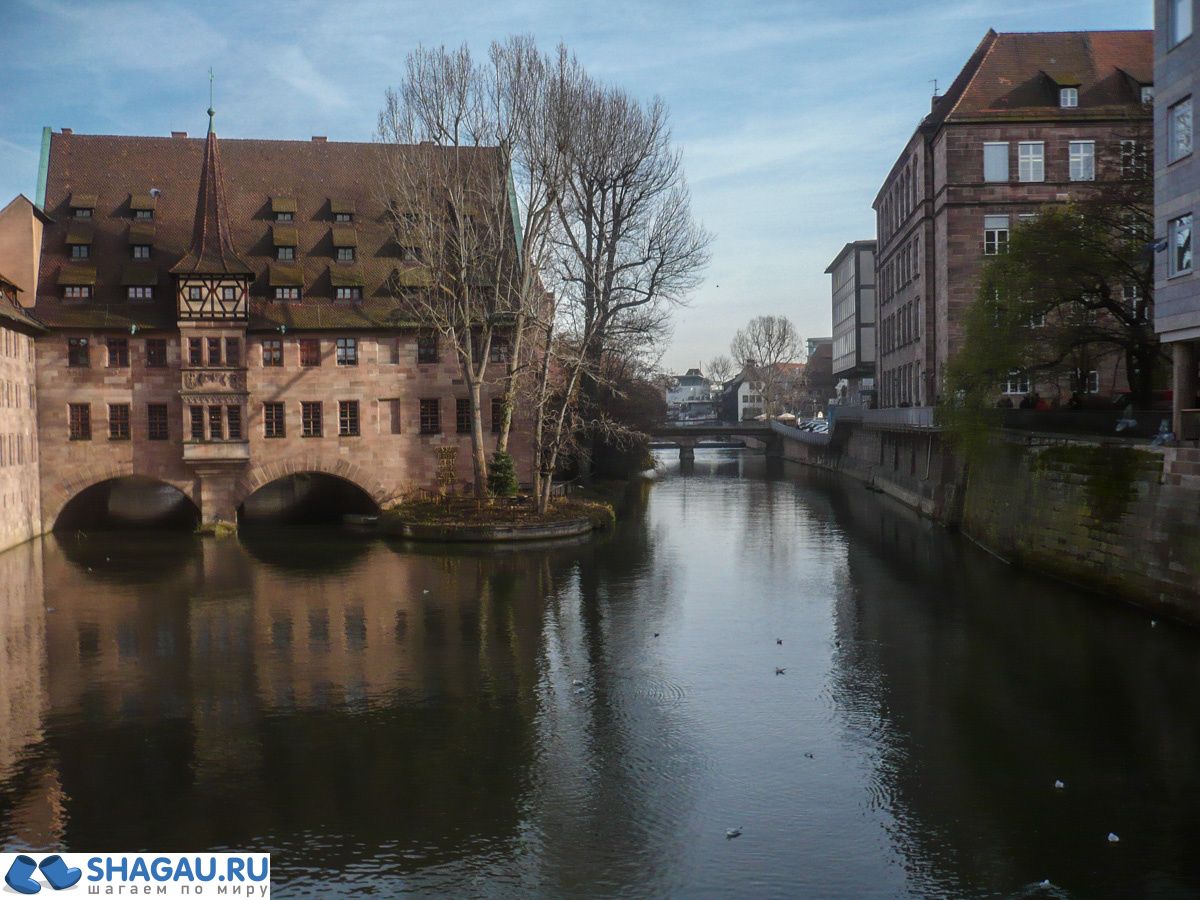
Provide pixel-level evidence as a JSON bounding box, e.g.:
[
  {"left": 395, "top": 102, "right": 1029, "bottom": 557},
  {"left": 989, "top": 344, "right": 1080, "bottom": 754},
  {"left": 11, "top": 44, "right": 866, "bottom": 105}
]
[
  {"left": 232, "top": 454, "right": 397, "bottom": 511},
  {"left": 43, "top": 464, "right": 200, "bottom": 533}
]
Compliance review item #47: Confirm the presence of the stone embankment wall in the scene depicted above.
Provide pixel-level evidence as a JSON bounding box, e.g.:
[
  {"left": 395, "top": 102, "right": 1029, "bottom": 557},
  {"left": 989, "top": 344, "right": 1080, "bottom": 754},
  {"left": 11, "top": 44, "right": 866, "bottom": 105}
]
[
  {"left": 961, "top": 443, "right": 1200, "bottom": 614},
  {"left": 779, "top": 420, "right": 1200, "bottom": 618}
]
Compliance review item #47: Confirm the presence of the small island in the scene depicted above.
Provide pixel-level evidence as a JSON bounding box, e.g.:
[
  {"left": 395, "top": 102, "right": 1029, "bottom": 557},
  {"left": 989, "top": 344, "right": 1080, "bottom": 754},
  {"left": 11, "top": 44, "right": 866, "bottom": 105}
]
[{"left": 380, "top": 492, "right": 617, "bottom": 543}]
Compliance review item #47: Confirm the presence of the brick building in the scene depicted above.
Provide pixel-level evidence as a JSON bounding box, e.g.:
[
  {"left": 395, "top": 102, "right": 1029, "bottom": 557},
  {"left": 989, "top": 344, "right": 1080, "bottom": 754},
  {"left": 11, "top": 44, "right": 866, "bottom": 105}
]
[
  {"left": 32, "top": 120, "right": 523, "bottom": 532},
  {"left": 873, "top": 30, "right": 1152, "bottom": 408},
  {"left": 0, "top": 272, "right": 43, "bottom": 551}
]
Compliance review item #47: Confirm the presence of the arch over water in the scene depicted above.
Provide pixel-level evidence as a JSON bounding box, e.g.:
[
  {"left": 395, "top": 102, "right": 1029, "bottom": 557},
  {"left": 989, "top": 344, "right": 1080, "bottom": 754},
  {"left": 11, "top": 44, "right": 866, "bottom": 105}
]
[
  {"left": 233, "top": 455, "right": 395, "bottom": 511},
  {"left": 52, "top": 475, "right": 201, "bottom": 532},
  {"left": 238, "top": 471, "right": 381, "bottom": 525}
]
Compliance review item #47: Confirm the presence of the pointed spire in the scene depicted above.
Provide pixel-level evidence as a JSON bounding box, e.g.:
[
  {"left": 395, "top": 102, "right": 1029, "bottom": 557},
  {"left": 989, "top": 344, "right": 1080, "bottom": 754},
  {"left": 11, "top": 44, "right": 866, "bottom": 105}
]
[{"left": 171, "top": 115, "right": 252, "bottom": 277}]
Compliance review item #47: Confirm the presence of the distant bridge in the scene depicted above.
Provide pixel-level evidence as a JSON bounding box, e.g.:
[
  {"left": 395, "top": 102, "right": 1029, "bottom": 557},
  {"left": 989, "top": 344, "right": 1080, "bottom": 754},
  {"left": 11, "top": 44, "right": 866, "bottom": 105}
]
[{"left": 649, "top": 423, "right": 778, "bottom": 459}]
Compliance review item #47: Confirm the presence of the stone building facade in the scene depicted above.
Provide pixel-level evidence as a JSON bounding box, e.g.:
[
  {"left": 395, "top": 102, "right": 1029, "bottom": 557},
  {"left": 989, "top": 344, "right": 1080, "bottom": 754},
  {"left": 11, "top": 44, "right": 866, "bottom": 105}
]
[
  {"left": 873, "top": 30, "right": 1153, "bottom": 407},
  {"left": 0, "top": 273, "right": 42, "bottom": 552},
  {"left": 32, "top": 123, "right": 525, "bottom": 532},
  {"left": 1154, "top": 0, "right": 1200, "bottom": 435}
]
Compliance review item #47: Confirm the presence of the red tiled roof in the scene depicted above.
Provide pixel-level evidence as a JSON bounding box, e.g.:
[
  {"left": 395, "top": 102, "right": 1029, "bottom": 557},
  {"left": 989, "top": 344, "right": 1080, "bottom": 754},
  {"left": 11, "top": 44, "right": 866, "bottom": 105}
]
[
  {"left": 35, "top": 131, "right": 505, "bottom": 331},
  {"left": 941, "top": 30, "right": 1152, "bottom": 122}
]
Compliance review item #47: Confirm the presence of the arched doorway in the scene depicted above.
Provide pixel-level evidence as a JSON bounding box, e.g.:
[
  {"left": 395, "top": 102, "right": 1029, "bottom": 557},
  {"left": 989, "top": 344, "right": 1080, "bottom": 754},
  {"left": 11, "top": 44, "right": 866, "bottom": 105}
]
[
  {"left": 53, "top": 476, "right": 201, "bottom": 532},
  {"left": 238, "top": 472, "right": 379, "bottom": 526}
]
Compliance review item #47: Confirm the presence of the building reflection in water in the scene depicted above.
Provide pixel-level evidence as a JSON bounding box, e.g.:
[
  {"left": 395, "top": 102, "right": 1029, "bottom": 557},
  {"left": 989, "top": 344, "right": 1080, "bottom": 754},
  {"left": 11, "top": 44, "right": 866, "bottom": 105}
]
[
  {"left": 818, "top": 471, "right": 1200, "bottom": 898},
  {"left": 2, "top": 530, "right": 565, "bottom": 873}
]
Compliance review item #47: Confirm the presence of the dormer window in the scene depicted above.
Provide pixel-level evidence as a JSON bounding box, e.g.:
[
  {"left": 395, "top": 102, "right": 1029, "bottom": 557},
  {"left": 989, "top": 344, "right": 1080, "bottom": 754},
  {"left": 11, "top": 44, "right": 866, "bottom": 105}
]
[
  {"left": 272, "top": 197, "right": 297, "bottom": 223},
  {"left": 64, "top": 286, "right": 91, "bottom": 299},
  {"left": 335, "top": 286, "right": 362, "bottom": 300},
  {"left": 1060, "top": 87, "right": 1078, "bottom": 108},
  {"left": 337, "top": 247, "right": 355, "bottom": 261},
  {"left": 132, "top": 245, "right": 151, "bottom": 259},
  {"left": 130, "top": 193, "right": 157, "bottom": 221},
  {"left": 127, "top": 286, "right": 153, "bottom": 300},
  {"left": 72, "top": 243, "right": 90, "bottom": 259},
  {"left": 330, "top": 199, "right": 355, "bottom": 223},
  {"left": 69, "top": 193, "right": 96, "bottom": 218},
  {"left": 273, "top": 224, "right": 298, "bottom": 261},
  {"left": 275, "top": 287, "right": 300, "bottom": 300}
]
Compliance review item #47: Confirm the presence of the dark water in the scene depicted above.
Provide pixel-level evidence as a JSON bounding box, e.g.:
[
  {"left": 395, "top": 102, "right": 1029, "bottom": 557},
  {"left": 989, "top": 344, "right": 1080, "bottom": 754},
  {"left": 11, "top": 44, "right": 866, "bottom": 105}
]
[{"left": 3, "top": 450, "right": 1200, "bottom": 898}]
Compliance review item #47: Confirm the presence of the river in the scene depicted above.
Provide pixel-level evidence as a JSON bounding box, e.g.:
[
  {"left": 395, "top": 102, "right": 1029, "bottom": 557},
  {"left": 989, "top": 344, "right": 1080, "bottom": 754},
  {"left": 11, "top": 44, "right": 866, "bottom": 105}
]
[{"left": 2, "top": 450, "right": 1199, "bottom": 898}]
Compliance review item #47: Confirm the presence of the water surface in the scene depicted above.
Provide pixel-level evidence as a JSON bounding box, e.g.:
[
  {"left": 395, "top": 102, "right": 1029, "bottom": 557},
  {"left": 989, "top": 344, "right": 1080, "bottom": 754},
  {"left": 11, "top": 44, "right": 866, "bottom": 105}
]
[{"left": 2, "top": 450, "right": 1199, "bottom": 898}]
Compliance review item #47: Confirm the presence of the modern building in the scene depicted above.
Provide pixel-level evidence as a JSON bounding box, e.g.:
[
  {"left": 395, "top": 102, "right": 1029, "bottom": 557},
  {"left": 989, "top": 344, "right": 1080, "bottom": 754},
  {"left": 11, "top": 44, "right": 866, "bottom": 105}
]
[
  {"left": 1154, "top": 0, "right": 1200, "bottom": 434},
  {"left": 873, "top": 30, "right": 1152, "bottom": 408},
  {"left": 665, "top": 367, "right": 713, "bottom": 421},
  {"left": 0, "top": 270, "right": 43, "bottom": 552},
  {"left": 30, "top": 120, "right": 523, "bottom": 533},
  {"left": 826, "top": 240, "right": 876, "bottom": 405}
]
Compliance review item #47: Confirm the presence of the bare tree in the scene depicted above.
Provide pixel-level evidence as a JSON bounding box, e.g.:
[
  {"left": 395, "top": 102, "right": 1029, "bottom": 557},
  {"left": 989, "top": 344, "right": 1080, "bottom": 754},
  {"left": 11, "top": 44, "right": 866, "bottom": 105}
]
[
  {"left": 730, "top": 315, "right": 801, "bottom": 416},
  {"left": 379, "top": 38, "right": 711, "bottom": 501},
  {"left": 706, "top": 354, "right": 734, "bottom": 387},
  {"left": 553, "top": 75, "right": 713, "bottom": 467}
]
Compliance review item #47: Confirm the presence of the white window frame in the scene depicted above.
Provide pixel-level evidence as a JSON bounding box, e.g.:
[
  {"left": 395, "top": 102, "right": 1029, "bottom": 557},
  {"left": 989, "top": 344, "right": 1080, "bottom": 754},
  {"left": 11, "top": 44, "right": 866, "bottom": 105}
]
[
  {"left": 984, "top": 215, "right": 1010, "bottom": 256},
  {"left": 983, "top": 142, "right": 1008, "bottom": 182},
  {"left": 1142, "top": 86, "right": 1154, "bottom": 105},
  {"left": 1018, "top": 142, "right": 1044, "bottom": 182},
  {"left": 1069, "top": 141, "right": 1095, "bottom": 181},
  {"left": 1004, "top": 372, "right": 1030, "bottom": 395},
  {"left": 1170, "top": 97, "right": 1193, "bottom": 163},
  {"left": 1059, "top": 87, "right": 1078, "bottom": 108},
  {"left": 1170, "top": 212, "right": 1193, "bottom": 277}
]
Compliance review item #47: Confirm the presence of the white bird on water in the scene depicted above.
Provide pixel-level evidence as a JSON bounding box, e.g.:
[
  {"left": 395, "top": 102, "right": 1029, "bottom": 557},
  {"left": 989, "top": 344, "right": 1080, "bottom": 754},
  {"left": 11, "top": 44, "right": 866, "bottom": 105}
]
[
  {"left": 725, "top": 827, "right": 742, "bottom": 839},
  {"left": 1054, "top": 780, "right": 1065, "bottom": 790},
  {"left": 1108, "top": 832, "right": 1120, "bottom": 843}
]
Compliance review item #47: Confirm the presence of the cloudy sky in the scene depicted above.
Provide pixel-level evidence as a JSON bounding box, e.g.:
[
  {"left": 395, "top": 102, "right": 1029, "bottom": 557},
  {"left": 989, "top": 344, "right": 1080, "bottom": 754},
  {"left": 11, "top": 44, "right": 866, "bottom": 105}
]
[{"left": 0, "top": 0, "right": 1150, "bottom": 374}]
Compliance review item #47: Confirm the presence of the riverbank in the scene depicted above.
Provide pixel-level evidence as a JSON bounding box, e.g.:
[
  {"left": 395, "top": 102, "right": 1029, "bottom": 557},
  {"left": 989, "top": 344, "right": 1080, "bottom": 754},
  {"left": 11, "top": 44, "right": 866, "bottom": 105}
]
[{"left": 772, "top": 416, "right": 1200, "bottom": 619}]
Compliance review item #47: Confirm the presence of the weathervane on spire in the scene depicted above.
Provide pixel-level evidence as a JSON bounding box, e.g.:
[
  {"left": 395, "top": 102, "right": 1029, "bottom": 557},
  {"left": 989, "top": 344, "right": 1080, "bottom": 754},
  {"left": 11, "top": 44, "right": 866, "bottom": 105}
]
[{"left": 207, "top": 67, "right": 215, "bottom": 132}]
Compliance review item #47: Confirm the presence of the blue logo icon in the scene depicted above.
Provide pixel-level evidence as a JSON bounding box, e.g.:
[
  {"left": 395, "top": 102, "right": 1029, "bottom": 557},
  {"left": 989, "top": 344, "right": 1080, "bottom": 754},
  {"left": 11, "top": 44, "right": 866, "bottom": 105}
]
[{"left": 4, "top": 855, "right": 83, "bottom": 894}]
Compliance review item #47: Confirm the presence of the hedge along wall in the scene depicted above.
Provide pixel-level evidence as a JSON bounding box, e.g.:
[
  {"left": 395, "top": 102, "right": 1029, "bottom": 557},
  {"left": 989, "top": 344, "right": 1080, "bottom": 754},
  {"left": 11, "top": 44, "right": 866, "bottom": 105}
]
[{"left": 961, "top": 441, "right": 1200, "bottom": 618}]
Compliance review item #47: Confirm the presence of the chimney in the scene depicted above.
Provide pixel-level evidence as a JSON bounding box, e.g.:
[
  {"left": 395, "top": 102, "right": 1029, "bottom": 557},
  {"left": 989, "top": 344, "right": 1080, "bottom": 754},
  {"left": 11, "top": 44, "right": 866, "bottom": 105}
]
[
  {"left": 930, "top": 95, "right": 941, "bottom": 113},
  {"left": 61, "top": 128, "right": 72, "bottom": 135},
  {"left": 312, "top": 135, "right": 327, "bottom": 143},
  {"left": 172, "top": 131, "right": 188, "bottom": 139}
]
